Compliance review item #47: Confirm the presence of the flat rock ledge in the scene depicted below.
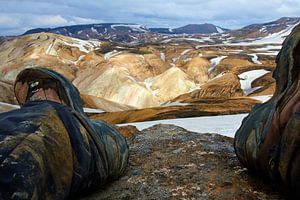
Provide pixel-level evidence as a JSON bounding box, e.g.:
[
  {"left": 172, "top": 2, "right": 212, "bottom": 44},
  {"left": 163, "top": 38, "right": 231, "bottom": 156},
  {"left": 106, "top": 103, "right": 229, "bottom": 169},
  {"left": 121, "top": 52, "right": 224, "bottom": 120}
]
[{"left": 81, "top": 124, "right": 284, "bottom": 200}]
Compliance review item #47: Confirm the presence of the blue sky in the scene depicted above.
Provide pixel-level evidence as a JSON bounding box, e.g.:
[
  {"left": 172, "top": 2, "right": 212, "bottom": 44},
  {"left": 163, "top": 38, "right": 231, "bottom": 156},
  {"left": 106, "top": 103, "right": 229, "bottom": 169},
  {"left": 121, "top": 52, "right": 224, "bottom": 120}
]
[{"left": 0, "top": 0, "right": 300, "bottom": 36}]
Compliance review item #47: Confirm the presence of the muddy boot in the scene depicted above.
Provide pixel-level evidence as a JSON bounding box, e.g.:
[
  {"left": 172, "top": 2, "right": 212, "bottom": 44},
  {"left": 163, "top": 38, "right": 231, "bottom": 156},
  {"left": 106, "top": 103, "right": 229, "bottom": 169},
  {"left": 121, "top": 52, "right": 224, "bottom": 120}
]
[{"left": 278, "top": 112, "right": 300, "bottom": 197}]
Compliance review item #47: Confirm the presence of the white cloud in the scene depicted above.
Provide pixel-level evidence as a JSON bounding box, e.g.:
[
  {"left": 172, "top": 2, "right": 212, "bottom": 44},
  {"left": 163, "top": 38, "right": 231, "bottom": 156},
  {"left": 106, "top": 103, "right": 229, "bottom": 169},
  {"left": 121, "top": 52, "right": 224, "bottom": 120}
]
[
  {"left": 0, "top": 14, "right": 104, "bottom": 35},
  {"left": 71, "top": 16, "right": 105, "bottom": 24},
  {"left": 30, "top": 15, "right": 69, "bottom": 26},
  {"left": 0, "top": 0, "right": 300, "bottom": 35},
  {"left": 0, "top": 15, "right": 20, "bottom": 27}
]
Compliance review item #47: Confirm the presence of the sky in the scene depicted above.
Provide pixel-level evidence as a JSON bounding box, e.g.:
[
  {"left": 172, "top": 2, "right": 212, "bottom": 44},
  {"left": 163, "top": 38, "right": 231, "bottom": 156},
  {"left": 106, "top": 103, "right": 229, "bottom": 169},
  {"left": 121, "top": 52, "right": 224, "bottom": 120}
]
[{"left": 0, "top": 0, "right": 300, "bottom": 36}]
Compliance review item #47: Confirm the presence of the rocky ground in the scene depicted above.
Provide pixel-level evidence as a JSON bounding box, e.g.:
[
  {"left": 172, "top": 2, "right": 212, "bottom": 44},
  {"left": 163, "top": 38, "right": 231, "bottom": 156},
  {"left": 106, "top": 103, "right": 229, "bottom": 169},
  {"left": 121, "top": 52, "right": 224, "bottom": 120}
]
[{"left": 80, "top": 124, "right": 284, "bottom": 200}]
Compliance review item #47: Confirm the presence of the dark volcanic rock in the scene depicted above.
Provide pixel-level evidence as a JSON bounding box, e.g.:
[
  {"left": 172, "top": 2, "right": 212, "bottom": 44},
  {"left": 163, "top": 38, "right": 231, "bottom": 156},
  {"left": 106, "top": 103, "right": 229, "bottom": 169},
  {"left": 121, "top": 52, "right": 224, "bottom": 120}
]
[{"left": 80, "top": 124, "right": 283, "bottom": 200}]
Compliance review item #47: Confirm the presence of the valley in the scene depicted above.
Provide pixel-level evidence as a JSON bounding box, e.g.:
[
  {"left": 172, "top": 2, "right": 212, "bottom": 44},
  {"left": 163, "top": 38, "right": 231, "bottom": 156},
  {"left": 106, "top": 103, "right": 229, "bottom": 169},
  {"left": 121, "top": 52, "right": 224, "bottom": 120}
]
[{"left": 0, "top": 17, "right": 298, "bottom": 125}]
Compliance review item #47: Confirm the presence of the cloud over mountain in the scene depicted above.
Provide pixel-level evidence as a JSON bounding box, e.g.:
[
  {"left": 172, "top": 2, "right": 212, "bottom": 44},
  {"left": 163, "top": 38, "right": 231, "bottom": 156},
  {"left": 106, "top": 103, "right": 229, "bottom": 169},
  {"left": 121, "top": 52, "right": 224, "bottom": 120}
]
[{"left": 1, "top": 0, "right": 300, "bottom": 35}]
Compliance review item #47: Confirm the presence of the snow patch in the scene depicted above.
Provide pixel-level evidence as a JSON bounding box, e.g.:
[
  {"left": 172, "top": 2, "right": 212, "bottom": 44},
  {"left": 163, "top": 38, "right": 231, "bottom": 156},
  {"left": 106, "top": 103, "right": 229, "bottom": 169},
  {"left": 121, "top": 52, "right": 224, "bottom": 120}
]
[
  {"left": 230, "top": 22, "right": 299, "bottom": 45},
  {"left": 119, "top": 113, "right": 248, "bottom": 138},
  {"left": 83, "top": 107, "right": 105, "bottom": 113},
  {"left": 208, "top": 56, "right": 227, "bottom": 74},
  {"left": 248, "top": 53, "right": 262, "bottom": 64},
  {"left": 250, "top": 95, "right": 272, "bottom": 103},
  {"left": 161, "top": 101, "right": 190, "bottom": 107},
  {"left": 257, "top": 51, "right": 278, "bottom": 56},
  {"left": 216, "top": 27, "right": 225, "bottom": 33},
  {"left": 91, "top": 27, "right": 98, "bottom": 34},
  {"left": 201, "top": 37, "right": 214, "bottom": 42},
  {"left": 184, "top": 38, "right": 205, "bottom": 43},
  {"left": 0, "top": 102, "right": 19, "bottom": 109},
  {"left": 184, "top": 58, "right": 192, "bottom": 63},
  {"left": 45, "top": 43, "right": 54, "bottom": 55},
  {"left": 259, "top": 27, "right": 267, "bottom": 33},
  {"left": 254, "top": 45, "right": 281, "bottom": 51},
  {"left": 104, "top": 50, "right": 122, "bottom": 60},
  {"left": 224, "top": 49, "right": 243, "bottom": 53},
  {"left": 111, "top": 24, "right": 148, "bottom": 32},
  {"left": 238, "top": 69, "right": 270, "bottom": 95},
  {"left": 160, "top": 52, "right": 165, "bottom": 61},
  {"left": 171, "top": 49, "right": 192, "bottom": 64},
  {"left": 196, "top": 22, "right": 299, "bottom": 48},
  {"left": 187, "top": 85, "right": 200, "bottom": 93},
  {"left": 63, "top": 38, "right": 97, "bottom": 53},
  {"left": 181, "top": 49, "right": 192, "bottom": 56}
]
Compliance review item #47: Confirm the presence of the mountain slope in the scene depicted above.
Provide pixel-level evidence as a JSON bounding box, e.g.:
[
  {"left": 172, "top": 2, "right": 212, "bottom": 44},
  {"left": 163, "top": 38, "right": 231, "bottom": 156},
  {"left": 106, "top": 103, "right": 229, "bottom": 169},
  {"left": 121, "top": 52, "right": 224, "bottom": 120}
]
[
  {"left": 230, "top": 17, "right": 300, "bottom": 39},
  {"left": 172, "top": 24, "right": 229, "bottom": 34},
  {"left": 23, "top": 23, "right": 229, "bottom": 43},
  {"left": 22, "top": 17, "right": 300, "bottom": 45},
  {"left": 0, "top": 18, "right": 281, "bottom": 112},
  {"left": 0, "top": 32, "right": 101, "bottom": 81},
  {"left": 150, "top": 23, "right": 229, "bottom": 34},
  {"left": 24, "top": 23, "right": 149, "bottom": 43}
]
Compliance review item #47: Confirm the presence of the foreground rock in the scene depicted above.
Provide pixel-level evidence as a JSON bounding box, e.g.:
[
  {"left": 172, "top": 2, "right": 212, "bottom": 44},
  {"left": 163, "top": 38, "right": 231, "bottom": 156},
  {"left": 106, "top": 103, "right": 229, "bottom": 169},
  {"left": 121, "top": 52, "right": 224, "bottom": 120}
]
[{"left": 80, "top": 124, "right": 282, "bottom": 199}]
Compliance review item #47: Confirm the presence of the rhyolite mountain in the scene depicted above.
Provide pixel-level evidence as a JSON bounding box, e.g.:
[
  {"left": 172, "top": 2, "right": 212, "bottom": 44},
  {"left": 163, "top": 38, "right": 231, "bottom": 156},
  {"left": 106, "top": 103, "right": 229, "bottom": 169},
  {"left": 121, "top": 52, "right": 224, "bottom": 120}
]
[
  {"left": 0, "top": 30, "right": 275, "bottom": 116},
  {"left": 1, "top": 17, "right": 297, "bottom": 121}
]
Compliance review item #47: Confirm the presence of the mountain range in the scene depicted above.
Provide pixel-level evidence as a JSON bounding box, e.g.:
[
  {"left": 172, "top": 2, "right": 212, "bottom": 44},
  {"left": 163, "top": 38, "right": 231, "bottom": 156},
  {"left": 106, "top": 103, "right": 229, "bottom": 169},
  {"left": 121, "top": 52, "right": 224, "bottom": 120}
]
[
  {"left": 0, "top": 16, "right": 298, "bottom": 122},
  {"left": 23, "top": 17, "right": 300, "bottom": 44}
]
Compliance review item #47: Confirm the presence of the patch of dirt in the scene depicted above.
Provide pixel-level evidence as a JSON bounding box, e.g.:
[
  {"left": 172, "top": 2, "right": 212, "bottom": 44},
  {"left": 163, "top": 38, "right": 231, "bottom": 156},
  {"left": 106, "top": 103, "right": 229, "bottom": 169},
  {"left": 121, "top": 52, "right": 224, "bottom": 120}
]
[{"left": 80, "top": 124, "right": 283, "bottom": 200}]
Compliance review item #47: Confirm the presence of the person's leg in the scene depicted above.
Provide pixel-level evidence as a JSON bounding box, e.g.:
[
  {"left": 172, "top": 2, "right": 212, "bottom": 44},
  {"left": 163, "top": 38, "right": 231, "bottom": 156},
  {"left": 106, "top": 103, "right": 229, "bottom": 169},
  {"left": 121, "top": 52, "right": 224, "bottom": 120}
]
[
  {"left": 92, "top": 120, "right": 129, "bottom": 182},
  {"left": 0, "top": 107, "right": 74, "bottom": 200}
]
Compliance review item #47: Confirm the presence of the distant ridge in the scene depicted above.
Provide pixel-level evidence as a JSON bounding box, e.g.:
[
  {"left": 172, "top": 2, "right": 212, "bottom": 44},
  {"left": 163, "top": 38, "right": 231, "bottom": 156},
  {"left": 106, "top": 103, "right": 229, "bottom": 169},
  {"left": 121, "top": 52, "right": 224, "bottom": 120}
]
[
  {"left": 23, "top": 22, "right": 229, "bottom": 42},
  {"left": 150, "top": 23, "right": 229, "bottom": 34},
  {"left": 22, "top": 17, "right": 300, "bottom": 44},
  {"left": 230, "top": 17, "right": 300, "bottom": 38}
]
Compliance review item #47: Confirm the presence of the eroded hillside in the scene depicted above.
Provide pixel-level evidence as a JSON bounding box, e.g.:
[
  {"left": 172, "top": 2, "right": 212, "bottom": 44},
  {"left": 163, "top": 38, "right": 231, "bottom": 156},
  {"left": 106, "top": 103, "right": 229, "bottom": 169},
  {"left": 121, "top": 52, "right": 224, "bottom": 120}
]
[{"left": 0, "top": 26, "right": 281, "bottom": 121}]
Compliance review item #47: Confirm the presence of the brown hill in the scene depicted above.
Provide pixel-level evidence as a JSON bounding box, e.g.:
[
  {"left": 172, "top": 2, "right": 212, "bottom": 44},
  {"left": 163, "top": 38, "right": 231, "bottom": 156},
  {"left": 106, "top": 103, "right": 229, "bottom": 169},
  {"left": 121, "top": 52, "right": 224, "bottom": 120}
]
[
  {"left": 89, "top": 97, "right": 260, "bottom": 124},
  {"left": 0, "top": 31, "right": 277, "bottom": 112},
  {"left": 0, "top": 32, "right": 100, "bottom": 82},
  {"left": 184, "top": 57, "right": 211, "bottom": 84},
  {"left": 175, "top": 73, "right": 243, "bottom": 100}
]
